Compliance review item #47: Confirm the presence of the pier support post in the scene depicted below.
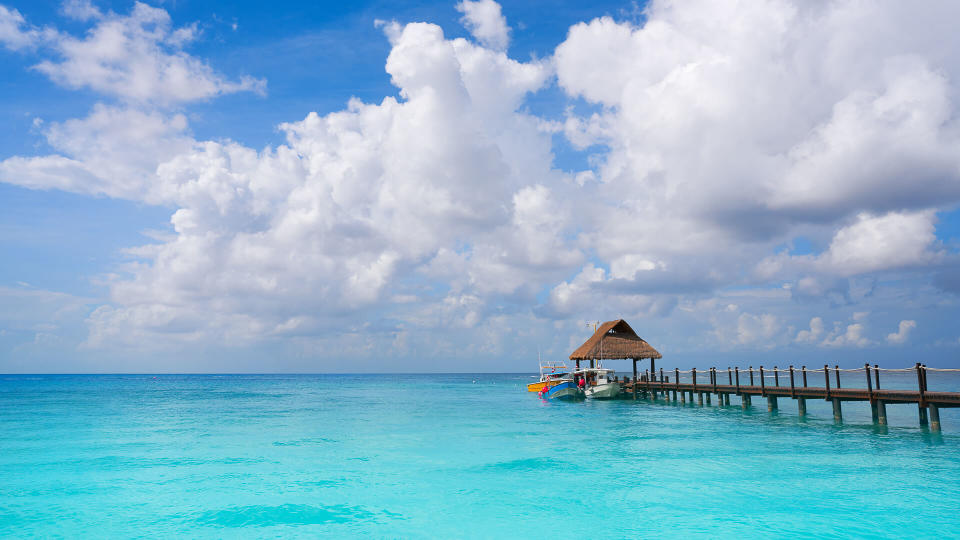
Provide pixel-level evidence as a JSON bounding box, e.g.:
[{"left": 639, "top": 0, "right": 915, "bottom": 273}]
[
  {"left": 632, "top": 359, "right": 637, "bottom": 401},
  {"left": 680, "top": 390, "right": 685, "bottom": 403},
  {"left": 742, "top": 395, "right": 750, "bottom": 409},
  {"left": 877, "top": 400, "right": 887, "bottom": 425},
  {"left": 798, "top": 398, "right": 806, "bottom": 417},
  {"left": 871, "top": 402, "right": 879, "bottom": 423},
  {"left": 832, "top": 399, "right": 842, "bottom": 422},
  {"left": 767, "top": 396, "right": 778, "bottom": 411},
  {"left": 697, "top": 392, "right": 704, "bottom": 406},
  {"left": 706, "top": 393, "right": 711, "bottom": 405},
  {"left": 930, "top": 404, "right": 941, "bottom": 432},
  {"left": 919, "top": 405, "right": 929, "bottom": 426},
  {"left": 724, "top": 394, "right": 730, "bottom": 405}
]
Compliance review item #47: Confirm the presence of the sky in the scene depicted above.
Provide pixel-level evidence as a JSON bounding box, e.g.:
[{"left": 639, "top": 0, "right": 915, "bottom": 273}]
[{"left": 1, "top": 0, "right": 959, "bottom": 373}]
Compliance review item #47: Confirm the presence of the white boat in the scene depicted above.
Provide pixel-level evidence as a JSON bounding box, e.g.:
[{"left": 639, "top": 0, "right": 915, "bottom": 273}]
[{"left": 574, "top": 367, "right": 621, "bottom": 400}]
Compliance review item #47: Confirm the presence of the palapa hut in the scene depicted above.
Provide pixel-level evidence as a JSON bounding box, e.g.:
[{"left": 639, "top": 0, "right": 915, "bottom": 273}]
[{"left": 569, "top": 319, "right": 662, "bottom": 383}]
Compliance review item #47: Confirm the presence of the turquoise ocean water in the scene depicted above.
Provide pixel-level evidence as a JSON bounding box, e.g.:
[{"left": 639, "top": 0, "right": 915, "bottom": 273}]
[{"left": 2, "top": 373, "right": 960, "bottom": 538}]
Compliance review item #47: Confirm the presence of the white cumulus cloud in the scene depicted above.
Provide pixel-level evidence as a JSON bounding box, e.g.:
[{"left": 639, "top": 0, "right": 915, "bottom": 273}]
[
  {"left": 3, "top": 2, "right": 264, "bottom": 104},
  {"left": 886, "top": 320, "right": 916, "bottom": 345},
  {"left": 455, "top": 0, "right": 509, "bottom": 51},
  {"left": 2, "top": 0, "right": 960, "bottom": 359}
]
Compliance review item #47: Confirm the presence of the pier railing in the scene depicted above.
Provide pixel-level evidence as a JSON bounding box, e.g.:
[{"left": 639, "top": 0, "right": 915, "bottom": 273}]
[{"left": 618, "top": 363, "right": 959, "bottom": 431}]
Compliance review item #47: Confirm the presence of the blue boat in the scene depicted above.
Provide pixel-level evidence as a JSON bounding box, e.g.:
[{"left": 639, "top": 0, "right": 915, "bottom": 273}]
[{"left": 543, "top": 380, "right": 584, "bottom": 401}]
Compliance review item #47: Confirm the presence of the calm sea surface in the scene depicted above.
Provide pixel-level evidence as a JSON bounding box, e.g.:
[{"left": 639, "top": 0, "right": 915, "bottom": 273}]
[{"left": 2, "top": 373, "right": 960, "bottom": 538}]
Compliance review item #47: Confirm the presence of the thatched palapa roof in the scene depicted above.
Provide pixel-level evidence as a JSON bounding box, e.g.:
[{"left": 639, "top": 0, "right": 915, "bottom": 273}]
[{"left": 569, "top": 319, "right": 662, "bottom": 361}]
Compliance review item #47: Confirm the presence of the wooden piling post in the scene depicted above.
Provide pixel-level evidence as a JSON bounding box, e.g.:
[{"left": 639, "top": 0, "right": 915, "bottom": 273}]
[
  {"left": 768, "top": 396, "right": 778, "bottom": 411},
  {"left": 930, "top": 404, "right": 941, "bottom": 432},
  {"left": 798, "top": 397, "right": 806, "bottom": 417},
  {"left": 832, "top": 399, "right": 842, "bottom": 422},
  {"left": 692, "top": 368, "right": 697, "bottom": 394},
  {"left": 877, "top": 400, "right": 887, "bottom": 425},
  {"left": 675, "top": 368, "right": 680, "bottom": 396},
  {"left": 706, "top": 392, "right": 711, "bottom": 405},
  {"left": 632, "top": 359, "right": 638, "bottom": 400},
  {"left": 917, "top": 362, "right": 928, "bottom": 425},
  {"left": 698, "top": 392, "right": 704, "bottom": 406},
  {"left": 712, "top": 368, "right": 720, "bottom": 405},
  {"left": 866, "top": 363, "right": 877, "bottom": 423}
]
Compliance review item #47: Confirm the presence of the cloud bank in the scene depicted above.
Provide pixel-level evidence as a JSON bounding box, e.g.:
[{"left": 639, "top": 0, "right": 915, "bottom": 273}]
[{"left": 1, "top": 0, "right": 959, "bottom": 367}]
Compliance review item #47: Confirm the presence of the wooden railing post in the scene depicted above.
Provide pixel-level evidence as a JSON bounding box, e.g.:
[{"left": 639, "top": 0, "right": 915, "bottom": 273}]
[
  {"left": 735, "top": 367, "right": 740, "bottom": 393},
  {"left": 874, "top": 364, "right": 880, "bottom": 390},
  {"left": 774, "top": 366, "right": 779, "bottom": 387},
  {"left": 865, "top": 363, "right": 873, "bottom": 399},
  {"left": 760, "top": 366, "right": 766, "bottom": 395},
  {"left": 824, "top": 365, "right": 831, "bottom": 400},
  {"left": 789, "top": 366, "right": 795, "bottom": 398},
  {"left": 835, "top": 365, "right": 841, "bottom": 389},
  {"left": 728, "top": 368, "right": 732, "bottom": 385},
  {"left": 675, "top": 368, "right": 679, "bottom": 392},
  {"left": 802, "top": 365, "right": 808, "bottom": 387},
  {"left": 712, "top": 368, "right": 717, "bottom": 393},
  {"left": 916, "top": 362, "right": 926, "bottom": 407},
  {"left": 692, "top": 368, "right": 698, "bottom": 392},
  {"left": 749, "top": 366, "right": 754, "bottom": 386}
]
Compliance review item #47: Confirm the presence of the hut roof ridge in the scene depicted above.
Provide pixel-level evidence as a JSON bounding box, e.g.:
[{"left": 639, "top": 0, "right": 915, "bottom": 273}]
[{"left": 568, "top": 319, "right": 662, "bottom": 361}]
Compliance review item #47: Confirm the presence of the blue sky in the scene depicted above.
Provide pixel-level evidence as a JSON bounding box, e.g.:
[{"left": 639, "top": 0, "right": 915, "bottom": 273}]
[{"left": 1, "top": 0, "right": 959, "bottom": 373}]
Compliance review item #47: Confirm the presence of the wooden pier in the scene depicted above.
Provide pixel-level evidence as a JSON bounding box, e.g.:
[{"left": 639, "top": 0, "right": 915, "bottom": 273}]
[{"left": 620, "top": 363, "right": 959, "bottom": 431}]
